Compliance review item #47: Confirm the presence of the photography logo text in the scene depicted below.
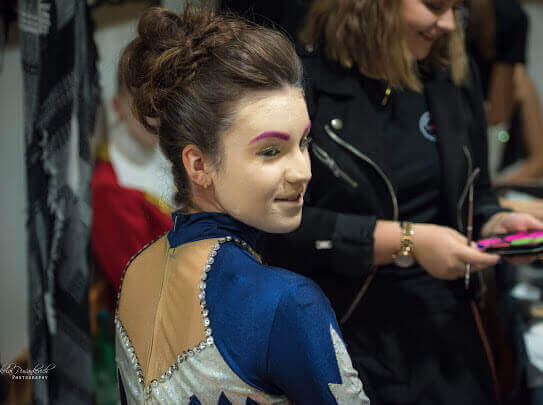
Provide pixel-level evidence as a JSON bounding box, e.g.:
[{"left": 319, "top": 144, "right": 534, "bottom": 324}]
[{"left": 0, "top": 362, "right": 56, "bottom": 380}]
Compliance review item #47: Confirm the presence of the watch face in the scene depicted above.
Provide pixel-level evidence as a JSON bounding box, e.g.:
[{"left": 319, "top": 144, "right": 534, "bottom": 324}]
[{"left": 394, "top": 253, "right": 415, "bottom": 268}]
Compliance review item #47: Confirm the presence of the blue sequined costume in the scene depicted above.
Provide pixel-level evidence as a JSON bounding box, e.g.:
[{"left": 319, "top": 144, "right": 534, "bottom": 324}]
[{"left": 115, "top": 212, "right": 369, "bottom": 404}]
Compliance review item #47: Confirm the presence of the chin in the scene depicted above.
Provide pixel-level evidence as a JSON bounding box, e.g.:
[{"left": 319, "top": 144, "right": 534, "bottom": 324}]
[{"left": 259, "top": 216, "right": 302, "bottom": 234}]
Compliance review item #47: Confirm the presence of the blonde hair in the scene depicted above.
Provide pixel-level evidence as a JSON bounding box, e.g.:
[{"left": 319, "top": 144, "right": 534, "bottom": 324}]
[{"left": 299, "top": 0, "right": 468, "bottom": 91}]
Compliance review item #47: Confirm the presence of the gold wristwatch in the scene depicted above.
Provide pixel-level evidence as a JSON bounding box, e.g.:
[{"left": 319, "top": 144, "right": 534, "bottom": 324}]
[{"left": 393, "top": 221, "right": 415, "bottom": 268}]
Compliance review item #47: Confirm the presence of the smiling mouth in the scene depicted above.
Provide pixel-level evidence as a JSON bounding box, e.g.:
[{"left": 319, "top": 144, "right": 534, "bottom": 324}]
[
  {"left": 419, "top": 32, "right": 438, "bottom": 43},
  {"left": 275, "top": 193, "right": 303, "bottom": 203}
]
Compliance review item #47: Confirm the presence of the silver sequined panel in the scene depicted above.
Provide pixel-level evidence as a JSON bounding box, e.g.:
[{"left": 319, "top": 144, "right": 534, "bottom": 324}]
[{"left": 115, "top": 327, "right": 291, "bottom": 405}]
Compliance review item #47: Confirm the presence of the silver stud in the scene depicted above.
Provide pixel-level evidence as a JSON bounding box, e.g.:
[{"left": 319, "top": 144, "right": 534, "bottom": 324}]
[
  {"left": 194, "top": 346, "right": 201, "bottom": 354},
  {"left": 204, "top": 264, "right": 211, "bottom": 272},
  {"left": 177, "top": 354, "right": 183, "bottom": 364},
  {"left": 205, "top": 328, "right": 212, "bottom": 337},
  {"left": 305, "top": 44, "right": 314, "bottom": 53},
  {"left": 199, "top": 342, "right": 206, "bottom": 350},
  {"left": 188, "top": 349, "right": 194, "bottom": 357},
  {"left": 201, "top": 272, "right": 207, "bottom": 281},
  {"left": 138, "top": 377, "right": 144, "bottom": 385},
  {"left": 200, "top": 300, "right": 206, "bottom": 308},
  {"left": 151, "top": 379, "right": 158, "bottom": 388},
  {"left": 206, "top": 336, "right": 214, "bottom": 346},
  {"left": 199, "top": 281, "right": 206, "bottom": 290},
  {"left": 218, "top": 237, "right": 226, "bottom": 243},
  {"left": 210, "top": 250, "right": 217, "bottom": 257},
  {"left": 198, "top": 292, "right": 205, "bottom": 300},
  {"left": 166, "top": 368, "right": 173, "bottom": 378},
  {"left": 182, "top": 351, "right": 188, "bottom": 360},
  {"left": 207, "top": 257, "right": 214, "bottom": 265},
  {"left": 203, "top": 318, "right": 210, "bottom": 327},
  {"left": 213, "top": 243, "right": 220, "bottom": 250},
  {"left": 202, "top": 309, "right": 209, "bottom": 317},
  {"left": 331, "top": 118, "right": 343, "bottom": 131},
  {"left": 226, "top": 236, "right": 232, "bottom": 241}
]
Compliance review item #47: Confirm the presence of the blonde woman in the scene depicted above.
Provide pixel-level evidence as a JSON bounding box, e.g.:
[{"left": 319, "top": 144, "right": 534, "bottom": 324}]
[{"left": 260, "top": 0, "right": 543, "bottom": 403}]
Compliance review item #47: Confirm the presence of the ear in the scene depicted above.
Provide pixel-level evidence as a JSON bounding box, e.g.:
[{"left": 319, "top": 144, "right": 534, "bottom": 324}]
[{"left": 182, "top": 145, "right": 213, "bottom": 188}]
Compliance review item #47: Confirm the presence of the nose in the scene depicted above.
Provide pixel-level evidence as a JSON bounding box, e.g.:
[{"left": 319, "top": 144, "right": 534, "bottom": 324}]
[
  {"left": 285, "top": 149, "right": 312, "bottom": 187},
  {"left": 436, "top": 8, "right": 456, "bottom": 32}
]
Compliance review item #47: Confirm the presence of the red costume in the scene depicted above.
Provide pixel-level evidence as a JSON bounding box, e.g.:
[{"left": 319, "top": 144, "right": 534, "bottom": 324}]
[{"left": 92, "top": 141, "right": 173, "bottom": 290}]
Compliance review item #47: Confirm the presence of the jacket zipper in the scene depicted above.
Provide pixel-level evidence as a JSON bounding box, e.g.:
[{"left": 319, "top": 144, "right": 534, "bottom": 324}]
[
  {"left": 323, "top": 123, "right": 399, "bottom": 324},
  {"left": 457, "top": 145, "right": 473, "bottom": 233},
  {"left": 311, "top": 143, "right": 359, "bottom": 188},
  {"left": 324, "top": 124, "right": 399, "bottom": 221}
]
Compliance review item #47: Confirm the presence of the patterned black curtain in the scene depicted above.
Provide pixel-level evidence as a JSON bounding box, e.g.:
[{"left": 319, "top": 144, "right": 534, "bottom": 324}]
[{"left": 19, "top": 0, "right": 100, "bottom": 403}]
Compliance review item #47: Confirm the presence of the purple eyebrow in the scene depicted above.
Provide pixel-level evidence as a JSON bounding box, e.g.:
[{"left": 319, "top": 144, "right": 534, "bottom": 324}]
[
  {"left": 249, "top": 121, "right": 312, "bottom": 144},
  {"left": 249, "top": 131, "right": 290, "bottom": 144}
]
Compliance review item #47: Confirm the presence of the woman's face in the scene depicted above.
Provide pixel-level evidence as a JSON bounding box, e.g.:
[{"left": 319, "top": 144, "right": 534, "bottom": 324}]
[
  {"left": 210, "top": 86, "right": 312, "bottom": 234},
  {"left": 401, "top": 0, "right": 459, "bottom": 60}
]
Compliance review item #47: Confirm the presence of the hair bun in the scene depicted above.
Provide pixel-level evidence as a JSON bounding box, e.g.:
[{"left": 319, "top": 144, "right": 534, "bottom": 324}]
[{"left": 119, "top": 7, "right": 247, "bottom": 133}]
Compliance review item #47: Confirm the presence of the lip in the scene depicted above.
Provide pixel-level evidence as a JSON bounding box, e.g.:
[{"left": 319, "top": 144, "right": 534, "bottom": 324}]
[
  {"left": 274, "top": 193, "right": 303, "bottom": 205},
  {"left": 419, "top": 31, "right": 437, "bottom": 44}
]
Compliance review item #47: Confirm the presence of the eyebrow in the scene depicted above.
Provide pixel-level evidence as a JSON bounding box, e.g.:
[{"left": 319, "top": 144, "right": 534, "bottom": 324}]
[{"left": 249, "top": 121, "right": 312, "bottom": 144}]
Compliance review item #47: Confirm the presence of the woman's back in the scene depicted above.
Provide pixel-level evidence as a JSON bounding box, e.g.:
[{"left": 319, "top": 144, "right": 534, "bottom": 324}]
[{"left": 116, "top": 212, "right": 369, "bottom": 404}]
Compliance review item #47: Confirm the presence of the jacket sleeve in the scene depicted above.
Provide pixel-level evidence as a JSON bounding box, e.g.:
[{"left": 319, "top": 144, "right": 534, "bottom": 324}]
[
  {"left": 258, "top": 207, "right": 377, "bottom": 278},
  {"left": 463, "top": 57, "right": 511, "bottom": 238},
  {"left": 266, "top": 279, "right": 370, "bottom": 404}
]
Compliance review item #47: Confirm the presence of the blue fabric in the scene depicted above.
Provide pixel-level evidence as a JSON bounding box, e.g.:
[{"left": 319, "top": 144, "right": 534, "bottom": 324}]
[
  {"left": 168, "top": 212, "right": 260, "bottom": 249},
  {"left": 168, "top": 212, "right": 348, "bottom": 404}
]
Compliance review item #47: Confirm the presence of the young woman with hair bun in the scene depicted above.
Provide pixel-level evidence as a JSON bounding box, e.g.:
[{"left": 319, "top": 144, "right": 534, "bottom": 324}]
[{"left": 113, "top": 6, "right": 368, "bottom": 404}]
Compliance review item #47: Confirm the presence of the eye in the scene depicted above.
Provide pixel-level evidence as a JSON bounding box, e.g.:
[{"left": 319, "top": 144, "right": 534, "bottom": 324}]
[
  {"left": 424, "top": 0, "right": 443, "bottom": 12},
  {"left": 300, "top": 136, "right": 312, "bottom": 149},
  {"left": 257, "top": 146, "right": 281, "bottom": 158}
]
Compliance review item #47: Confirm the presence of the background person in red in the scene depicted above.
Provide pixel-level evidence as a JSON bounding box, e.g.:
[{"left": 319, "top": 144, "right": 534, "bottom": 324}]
[{"left": 91, "top": 73, "right": 174, "bottom": 291}]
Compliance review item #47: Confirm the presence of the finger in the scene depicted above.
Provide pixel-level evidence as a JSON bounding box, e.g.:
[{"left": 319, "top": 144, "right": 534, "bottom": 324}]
[
  {"left": 524, "top": 216, "right": 543, "bottom": 230},
  {"left": 457, "top": 246, "right": 500, "bottom": 268}
]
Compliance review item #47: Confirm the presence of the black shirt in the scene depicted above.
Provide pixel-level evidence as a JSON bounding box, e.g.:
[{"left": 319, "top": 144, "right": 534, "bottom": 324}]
[
  {"left": 378, "top": 87, "right": 442, "bottom": 224},
  {"left": 361, "top": 76, "right": 442, "bottom": 224}
]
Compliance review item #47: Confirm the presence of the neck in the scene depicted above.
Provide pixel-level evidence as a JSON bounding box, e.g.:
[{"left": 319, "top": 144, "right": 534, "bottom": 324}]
[{"left": 189, "top": 187, "right": 225, "bottom": 214}]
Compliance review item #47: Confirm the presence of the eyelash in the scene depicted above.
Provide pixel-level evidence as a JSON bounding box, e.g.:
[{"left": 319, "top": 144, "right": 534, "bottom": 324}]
[{"left": 256, "top": 136, "right": 312, "bottom": 158}]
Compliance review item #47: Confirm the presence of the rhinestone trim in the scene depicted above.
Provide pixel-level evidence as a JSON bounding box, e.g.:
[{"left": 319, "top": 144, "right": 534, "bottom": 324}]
[{"left": 115, "top": 235, "right": 262, "bottom": 400}]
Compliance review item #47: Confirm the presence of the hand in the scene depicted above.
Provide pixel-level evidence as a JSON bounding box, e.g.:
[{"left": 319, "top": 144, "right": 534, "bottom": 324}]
[
  {"left": 498, "top": 198, "right": 543, "bottom": 222},
  {"left": 481, "top": 212, "right": 543, "bottom": 265},
  {"left": 482, "top": 211, "right": 543, "bottom": 236},
  {"left": 411, "top": 224, "right": 500, "bottom": 280}
]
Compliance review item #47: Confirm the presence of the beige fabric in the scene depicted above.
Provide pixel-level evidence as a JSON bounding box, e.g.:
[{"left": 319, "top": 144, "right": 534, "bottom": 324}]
[{"left": 117, "top": 236, "right": 219, "bottom": 386}]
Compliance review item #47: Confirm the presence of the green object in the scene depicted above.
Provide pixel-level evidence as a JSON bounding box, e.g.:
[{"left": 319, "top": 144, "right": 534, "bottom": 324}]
[
  {"left": 511, "top": 238, "right": 533, "bottom": 246},
  {"left": 498, "top": 130, "right": 510, "bottom": 143},
  {"left": 92, "top": 309, "right": 119, "bottom": 405}
]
